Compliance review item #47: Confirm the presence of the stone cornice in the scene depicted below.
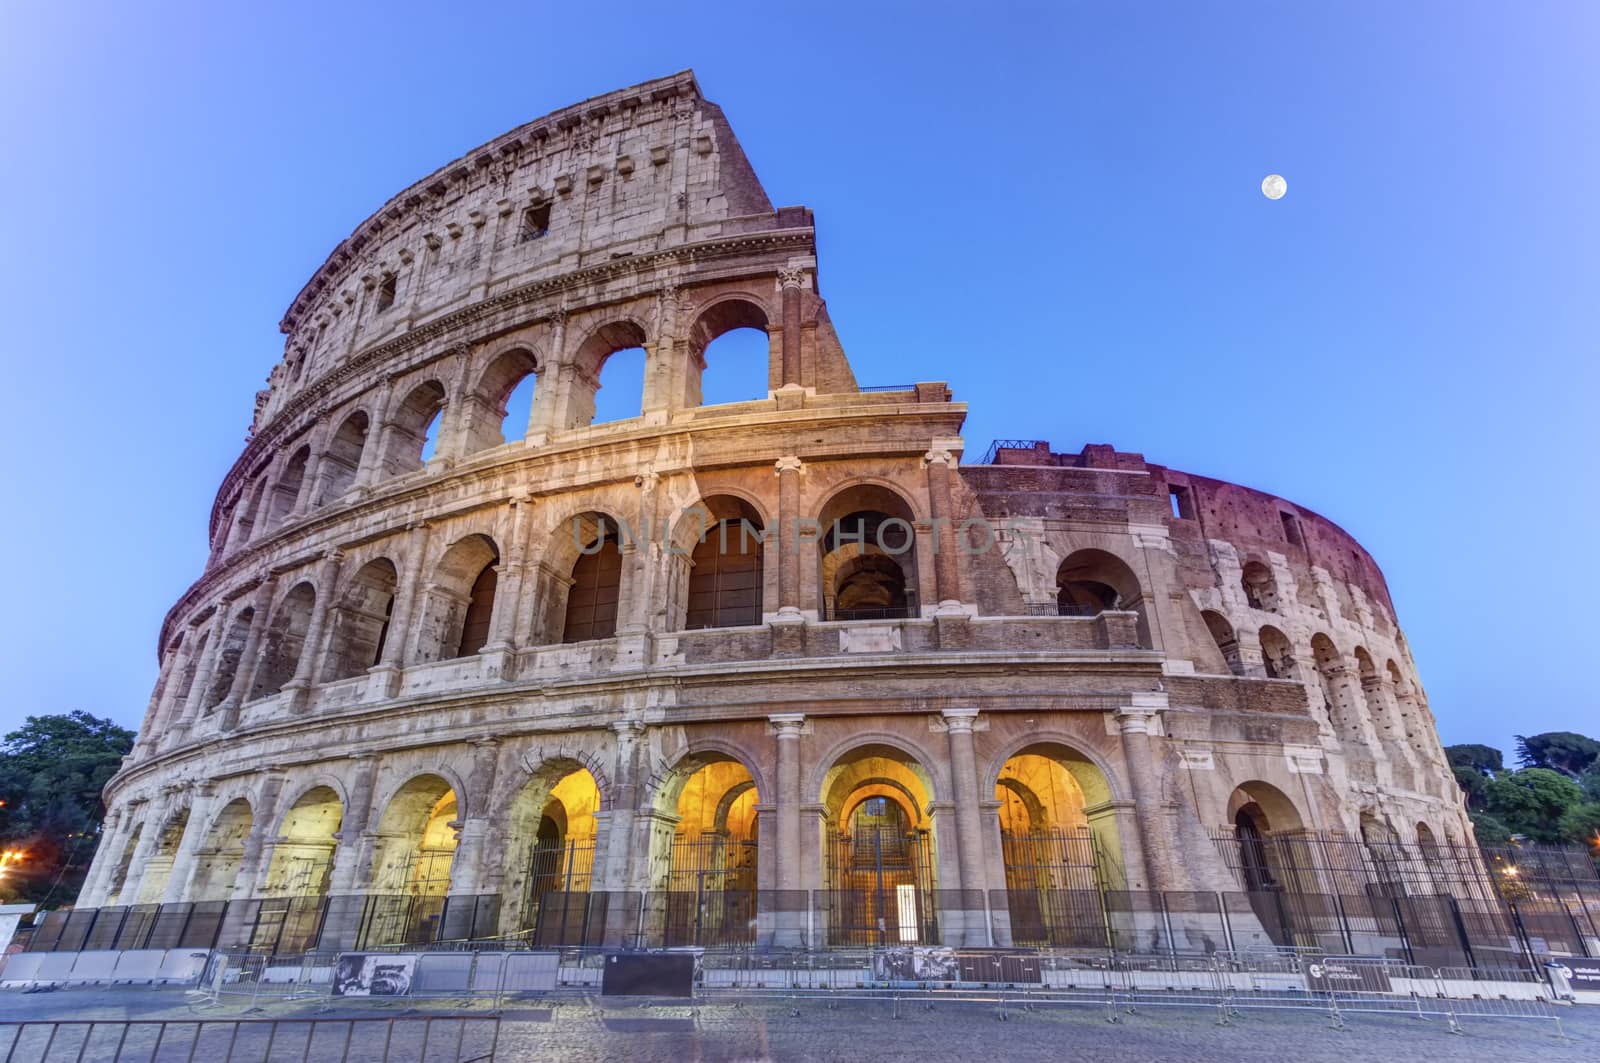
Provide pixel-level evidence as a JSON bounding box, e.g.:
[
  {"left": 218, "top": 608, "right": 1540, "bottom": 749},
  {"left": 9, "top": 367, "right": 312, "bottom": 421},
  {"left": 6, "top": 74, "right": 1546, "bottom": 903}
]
[{"left": 280, "top": 69, "right": 703, "bottom": 333}]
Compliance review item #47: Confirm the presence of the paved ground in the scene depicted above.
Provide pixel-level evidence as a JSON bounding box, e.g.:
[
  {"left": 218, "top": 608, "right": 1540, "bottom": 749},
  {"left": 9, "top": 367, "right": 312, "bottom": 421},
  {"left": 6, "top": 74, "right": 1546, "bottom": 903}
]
[{"left": 1, "top": 985, "right": 1596, "bottom": 1061}]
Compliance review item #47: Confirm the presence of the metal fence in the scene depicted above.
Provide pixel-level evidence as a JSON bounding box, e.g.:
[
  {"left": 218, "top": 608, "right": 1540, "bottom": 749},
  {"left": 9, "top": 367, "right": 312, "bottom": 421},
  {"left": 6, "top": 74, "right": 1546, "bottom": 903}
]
[{"left": 0, "top": 1016, "right": 499, "bottom": 1063}]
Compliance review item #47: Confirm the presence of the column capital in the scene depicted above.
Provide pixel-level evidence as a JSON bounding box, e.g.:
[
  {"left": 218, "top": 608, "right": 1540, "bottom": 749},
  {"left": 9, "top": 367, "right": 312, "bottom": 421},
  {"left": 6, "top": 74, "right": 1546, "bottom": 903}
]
[
  {"left": 769, "top": 712, "right": 806, "bottom": 738},
  {"left": 777, "top": 267, "right": 807, "bottom": 290},
  {"left": 940, "top": 707, "right": 980, "bottom": 734},
  {"left": 610, "top": 720, "right": 646, "bottom": 741},
  {"left": 774, "top": 455, "right": 804, "bottom": 476}
]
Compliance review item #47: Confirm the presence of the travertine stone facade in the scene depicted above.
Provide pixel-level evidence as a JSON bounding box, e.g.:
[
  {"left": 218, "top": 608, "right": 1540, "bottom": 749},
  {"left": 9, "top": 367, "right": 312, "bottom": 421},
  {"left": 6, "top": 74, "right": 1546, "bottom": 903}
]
[{"left": 85, "top": 72, "right": 1466, "bottom": 946}]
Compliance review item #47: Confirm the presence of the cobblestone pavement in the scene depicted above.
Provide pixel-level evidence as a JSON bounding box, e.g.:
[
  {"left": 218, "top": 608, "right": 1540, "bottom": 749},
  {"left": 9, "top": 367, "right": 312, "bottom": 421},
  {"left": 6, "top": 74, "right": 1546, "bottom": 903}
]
[{"left": 2, "top": 986, "right": 1596, "bottom": 1061}]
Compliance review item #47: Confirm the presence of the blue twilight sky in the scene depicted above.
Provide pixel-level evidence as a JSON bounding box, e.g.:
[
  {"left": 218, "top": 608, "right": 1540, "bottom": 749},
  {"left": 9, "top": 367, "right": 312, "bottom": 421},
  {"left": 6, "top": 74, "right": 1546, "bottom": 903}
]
[{"left": 1, "top": 2, "right": 1595, "bottom": 761}]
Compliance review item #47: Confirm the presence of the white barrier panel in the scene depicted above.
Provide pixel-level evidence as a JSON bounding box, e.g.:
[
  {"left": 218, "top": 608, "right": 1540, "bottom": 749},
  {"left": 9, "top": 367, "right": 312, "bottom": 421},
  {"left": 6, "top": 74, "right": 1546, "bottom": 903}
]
[
  {"left": 110, "top": 950, "right": 164, "bottom": 982},
  {"left": 68, "top": 951, "right": 118, "bottom": 982},
  {"left": 0, "top": 953, "right": 44, "bottom": 985},
  {"left": 470, "top": 953, "right": 506, "bottom": 992},
  {"left": 414, "top": 953, "right": 474, "bottom": 994},
  {"left": 502, "top": 952, "right": 560, "bottom": 993},
  {"left": 155, "top": 950, "right": 212, "bottom": 984}
]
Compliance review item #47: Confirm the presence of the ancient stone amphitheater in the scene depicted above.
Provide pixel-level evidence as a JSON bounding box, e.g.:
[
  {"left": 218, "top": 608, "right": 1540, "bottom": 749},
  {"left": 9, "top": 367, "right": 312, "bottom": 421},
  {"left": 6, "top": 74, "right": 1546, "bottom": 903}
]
[{"left": 77, "top": 71, "right": 1470, "bottom": 955}]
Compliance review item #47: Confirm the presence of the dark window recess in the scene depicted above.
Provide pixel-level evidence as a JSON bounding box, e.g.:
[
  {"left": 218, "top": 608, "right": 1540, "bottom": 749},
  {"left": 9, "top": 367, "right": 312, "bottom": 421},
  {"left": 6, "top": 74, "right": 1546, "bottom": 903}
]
[
  {"left": 375, "top": 274, "right": 397, "bottom": 312},
  {"left": 520, "top": 203, "right": 552, "bottom": 243},
  {"left": 1168, "top": 486, "right": 1195, "bottom": 520},
  {"left": 455, "top": 561, "right": 499, "bottom": 658},
  {"left": 685, "top": 522, "right": 762, "bottom": 629},
  {"left": 1280, "top": 512, "right": 1304, "bottom": 547},
  {"left": 563, "top": 538, "right": 622, "bottom": 643}
]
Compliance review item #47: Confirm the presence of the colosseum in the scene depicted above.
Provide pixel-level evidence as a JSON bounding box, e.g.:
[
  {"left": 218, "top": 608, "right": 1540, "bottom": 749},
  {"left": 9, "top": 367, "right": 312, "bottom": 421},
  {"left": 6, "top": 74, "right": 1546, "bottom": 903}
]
[{"left": 74, "top": 71, "right": 1473, "bottom": 957}]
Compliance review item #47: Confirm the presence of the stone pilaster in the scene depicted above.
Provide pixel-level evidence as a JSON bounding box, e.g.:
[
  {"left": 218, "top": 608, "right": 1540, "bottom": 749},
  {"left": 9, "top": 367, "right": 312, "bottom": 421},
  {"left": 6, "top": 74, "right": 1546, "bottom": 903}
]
[
  {"left": 218, "top": 577, "right": 279, "bottom": 726},
  {"left": 160, "top": 785, "right": 218, "bottom": 903},
  {"left": 1115, "top": 694, "right": 1181, "bottom": 893},
  {"left": 774, "top": 457, "right": 804, "bottom": 620},
  {"left": 924, "top": 443, "right": 964, "bottom": 613},
  {"left": 369, "top": 521, "right": 430, "bottom": 697},
  {"left": 232, "top": 771, "right": 287, "bottom": 900},
  {"left": 283, "top": 550, "right": 343, "bottom": 712}
]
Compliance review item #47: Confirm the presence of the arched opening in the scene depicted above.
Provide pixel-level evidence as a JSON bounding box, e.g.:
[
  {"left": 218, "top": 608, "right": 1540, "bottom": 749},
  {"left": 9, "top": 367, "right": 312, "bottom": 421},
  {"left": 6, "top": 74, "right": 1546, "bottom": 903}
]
[
  {"left": 1055, "top": 549, "right": 1151, "bottom": 647},
  {"left": 1387, "top": 659, "right": 1427, "bottom": 757},
  {"left": 189, "top": 799, "right": 252, "bottom": 901},
  {"left": 266, "top": 446, "right": 310, "bottom": 529},
  {"left": 1311, "top": 634, "right": 1356, "bottom": 739},
  {"left": 571, "top": 321, "right": 648, "bottom": 428},
  {"left": 206, "top": 607, "right": 255, "bottom": 711},
  {"left": 995, "top": 744, "right": 1120, "bottom": 947},
  {"left": 251, "top": 582, "right": 316, "bottom": 699},
  {"left": 687, "top": 299, "right": 772, "bottom": 407},
  {"left": 673, "top": 497, "right": 766, "bottom": 630},
  {"left": 1224, "top": 781, "right": 1308, "bottom": 945},
  {"left": 381, "top": 380, "right": 447, "bottom": 477},
  {"left": 318, "top": 411, "right": 369, "bottom": 503},
  {"left": 264, "top": 786, "right": 342, "bottom": 899},
  {"left": 465, "top": 348, "right": 539, "bottom": 451},
  {"left": 414, "top": 535, "right": 500, "bottom": 662},
  {"left": 168, "top": 630, "right": 207, "bottom": 729},
  {"left": 324, "top": 559, "right": 397, "bottom": 680},
  {"left": 653, "top": 756, "right": 760, "bottom": 946},
  {"left": 1258, "top": 625, "right": 1296, "bottom": 681},
  {"left": 820, "top": 744, "right": 939, "bottom": 945},
  {"left": 366, "top": 776, "right": 460, "bottom": 946},
  {"left": 501, "top": 763, "right": 602, "bottom": 943},
  {"left": 561, "top": 519, "right": 623, "bottom": 643},
  {"left": 1240, "top": 561, "right": 1278, "bottom": 612},
  {"left": 1354, "top": 646, "right": 1385, "bottom": 739},
  {"left": 1201, "top": 610, "right": 1245, "bottom": 676},
  {"left": 132, "top": 807, "right": 191, "bottom": 905},
  {"left": 817, "top": 485, "right": 920, "bottom": 621}
]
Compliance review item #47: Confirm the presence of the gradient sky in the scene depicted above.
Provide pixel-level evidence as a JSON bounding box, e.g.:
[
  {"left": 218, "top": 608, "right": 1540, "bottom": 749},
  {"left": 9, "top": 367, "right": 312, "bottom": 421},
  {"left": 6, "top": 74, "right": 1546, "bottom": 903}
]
[{"left": 2, "top": 2, "right": 1595, "bottom": 762}]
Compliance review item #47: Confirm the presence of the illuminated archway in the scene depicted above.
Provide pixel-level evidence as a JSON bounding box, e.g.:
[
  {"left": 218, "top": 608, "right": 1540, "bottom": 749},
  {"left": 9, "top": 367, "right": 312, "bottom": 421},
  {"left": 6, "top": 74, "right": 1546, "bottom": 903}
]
[
  {"left": 818, "top": 743, "right": 940, "bottom": 945},
  {"left": 652, "top": 755, "right": 760, "bottom": 946},
  {"left": 366, "top": 775, "right": 461, "bottom": 946},
  {"left": 500, "top": 762, "right": 602, "bottom": 942}
]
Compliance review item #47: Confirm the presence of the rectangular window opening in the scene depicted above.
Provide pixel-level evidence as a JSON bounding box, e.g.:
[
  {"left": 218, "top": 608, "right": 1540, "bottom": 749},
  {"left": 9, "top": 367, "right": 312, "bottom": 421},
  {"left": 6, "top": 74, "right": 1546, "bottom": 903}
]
[
  {"left": 520, "top": 202, "right": 551, "bottom": 243},
  {"left": 1280, "top": 511, "right": 1304, "bottom": 546},
  {"left": 376, "top": 274, "right": 397, "bottom": 312},
  {"left": 1169, "top": 486, "right": 1195, "bottom": 520}
]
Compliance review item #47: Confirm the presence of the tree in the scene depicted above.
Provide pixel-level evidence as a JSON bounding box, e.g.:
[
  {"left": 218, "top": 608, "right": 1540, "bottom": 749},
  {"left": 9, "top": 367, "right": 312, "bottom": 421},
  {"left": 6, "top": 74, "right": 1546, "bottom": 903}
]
[
  {"left": 1452, "top": 765, "right": 1489, "bottom": 810},
  {"left": 1558, "top": 802, "right": 1600, "bottom": 847},
  {"left": 1446, "top": 743, "right": 1503, "bottom": 773},
  {"left": 0, "top": 711, "right": 134, "bottom": 905},
  {"left": 1482, "top": 768, "right": 1584, "bottom": 844},
  {"left": 1468, "top": 811, "right": 1513, "bottom": 846},
  {"left": 1514, "top": 732, "right": 1600, "bottom": 779}
]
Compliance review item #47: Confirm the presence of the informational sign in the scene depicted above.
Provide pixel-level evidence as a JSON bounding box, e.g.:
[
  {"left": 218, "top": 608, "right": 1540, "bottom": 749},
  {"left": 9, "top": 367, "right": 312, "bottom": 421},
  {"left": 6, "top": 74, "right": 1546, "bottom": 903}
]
[
  {"left": 601, "top": 953, "right": 695, "bottom": 997},
  {"left": 871, "top": 946, "right": 959, "bottom": 983},
  {"left": 332, "top": 954, "right": 417, "bottom": 997},
  {"left": 1305, "top": 960, "right": 1392, "bottom": 994},
  {"left": 1547, "top": 961, "right": 1600, "bottom": 996}
]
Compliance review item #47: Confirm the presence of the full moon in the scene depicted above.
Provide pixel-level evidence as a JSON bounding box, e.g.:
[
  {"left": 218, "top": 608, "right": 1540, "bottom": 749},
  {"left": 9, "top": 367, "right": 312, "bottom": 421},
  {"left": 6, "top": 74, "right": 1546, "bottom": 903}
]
[{"left": 1261, "top": 174, "right": 1287, "bottom": 200}]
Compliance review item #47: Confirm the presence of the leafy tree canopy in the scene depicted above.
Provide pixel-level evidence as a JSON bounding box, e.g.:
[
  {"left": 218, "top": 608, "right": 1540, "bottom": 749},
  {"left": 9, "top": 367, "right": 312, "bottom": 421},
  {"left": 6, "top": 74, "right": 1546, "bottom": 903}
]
[
  {"left": 1451, "top": 765, "right": 1488, "bottom": 810},
  {"left": 1557, "top": 802, "right": 1600, "bottom": 846},
  {"left": 1482, "top": 768, "right": 1584, "bottom": 844},
  {"left": 1515, "top": 732, "right": 1600, "bottom": 778},
  {"left": 1445, "top": 743, "right": 1503, "bottom": 773},
  {"left": 0, "top": 711, "right": 134, "bottom": 904}
]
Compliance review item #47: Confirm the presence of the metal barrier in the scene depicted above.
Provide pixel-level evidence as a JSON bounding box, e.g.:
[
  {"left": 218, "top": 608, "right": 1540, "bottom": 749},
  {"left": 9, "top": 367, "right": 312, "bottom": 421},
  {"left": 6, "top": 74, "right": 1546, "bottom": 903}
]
[{"left": 0, "top": 1016, "right": 499, "bottom": 1063}]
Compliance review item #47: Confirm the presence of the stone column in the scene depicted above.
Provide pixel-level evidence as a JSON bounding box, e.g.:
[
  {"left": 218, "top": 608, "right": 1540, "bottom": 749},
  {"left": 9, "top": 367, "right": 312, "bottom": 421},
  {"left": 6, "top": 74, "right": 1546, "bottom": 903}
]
[
  {"left": 79, "top": 805, "right": 129, "bottom": 908},
  {"left": 527, "top": 309, "right": 567, "bottom": 441},
  {"left": 924, "top": 443, "right": 964, "bottom": 613},
  {"left": 290, "top": 421, "right": 331, "bottom": 518},
  {"left": 484, "top": 496, "right": 534, "bottom": 673},
  {"left": 134, "top": 641, "right": 184, "bottom": 757},
  {"left": 352, "top": 379, "right": 397, "bottom": 489},
  {"left": 120, "top": 791, "right": 174, "bottom": 905},
  {"left": 942, "top": 708, "right": 991, "bottom": 943},
  {"left": 770, "top": 713, "right": 806, "bottom": 944},
  {"left": 231, "top": 772, "right": 287, "bottom": 901},
  {"left": 447, "top": 739, "right": 502, "bottom": 897},
  {"left": 369, "top": 521, "right": 430, "bottom": 698},
  {"left": 774, "top": 457, "right": 804, "bottom": 619},
  {"left": 1115, "top": 694, "right": 1181, "bottom": 893},
  {"left": 602, "top": 722, "right": 646, "bottom": 892},
  {"left": 169, "top": 604, "right": 232, "bottom": 745},
  {"left": 616, "top": 473, "right": 658, "bottom": 637},
  {"left": 777, "top": 268, "right": 804, "bottom": 388},
  {"left": 160, "top": 785, "right": 218, "bottom": 903},
  {"left": 283, "top": 550, "right": 343, "bottom": 712},
  {"left": 327, "top": 757, "right": 382, "bottom": 896},
  {"left": 218, "top": 577, "right": 279, "bottom": 727}
]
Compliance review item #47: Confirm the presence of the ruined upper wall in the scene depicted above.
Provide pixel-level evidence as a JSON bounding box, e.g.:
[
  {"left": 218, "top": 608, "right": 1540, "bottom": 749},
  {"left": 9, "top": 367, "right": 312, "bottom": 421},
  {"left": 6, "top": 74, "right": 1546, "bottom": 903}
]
[{"left": 255, "top": 70, "right": 791, "bottom": 428}]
